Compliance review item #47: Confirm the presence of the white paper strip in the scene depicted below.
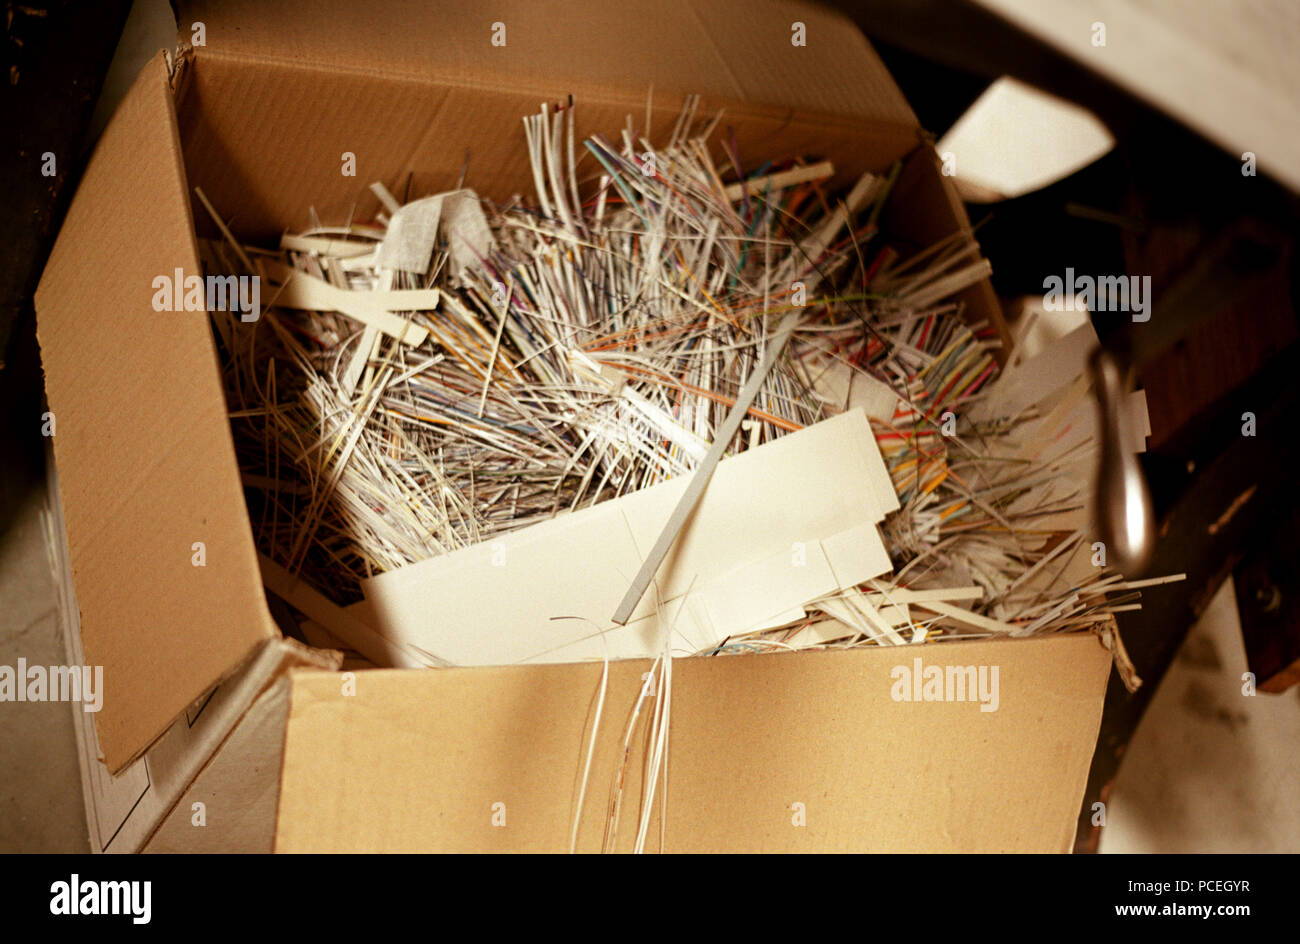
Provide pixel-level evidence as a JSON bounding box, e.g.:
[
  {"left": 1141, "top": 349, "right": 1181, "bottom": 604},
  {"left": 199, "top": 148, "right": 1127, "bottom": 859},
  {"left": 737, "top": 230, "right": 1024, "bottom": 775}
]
[{"left": 263, "top": 261, "right": 434, "bottom": 346}]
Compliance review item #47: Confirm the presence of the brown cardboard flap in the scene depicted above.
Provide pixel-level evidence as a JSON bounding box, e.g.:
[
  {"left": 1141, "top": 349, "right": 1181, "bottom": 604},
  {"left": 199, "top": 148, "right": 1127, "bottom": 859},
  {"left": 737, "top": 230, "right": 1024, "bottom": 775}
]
[
  {"left": 34, "top": 52, "right": 277, "bottom": 773},
  {"left": 175, "top": 0, "right": 921, "bottom": 242},
  {"left": 178, "top": 0, "right": 916, "bottom": 126},
  {"left": 276, "top": 635, "right": 1111, "bottom": 852}
]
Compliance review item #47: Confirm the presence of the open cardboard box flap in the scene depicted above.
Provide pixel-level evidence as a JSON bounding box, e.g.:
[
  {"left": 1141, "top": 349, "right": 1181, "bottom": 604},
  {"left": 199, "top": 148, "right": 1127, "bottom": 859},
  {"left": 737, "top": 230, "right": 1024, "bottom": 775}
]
[
  {"left": 34, "top": 52, "right": 277, "bottom": 774},
  {"left": 178, "top": 0, "right": 919, "bottom": 125},
  {"left": 277, "top": 636, "right": 1112, "bottom": 852}
]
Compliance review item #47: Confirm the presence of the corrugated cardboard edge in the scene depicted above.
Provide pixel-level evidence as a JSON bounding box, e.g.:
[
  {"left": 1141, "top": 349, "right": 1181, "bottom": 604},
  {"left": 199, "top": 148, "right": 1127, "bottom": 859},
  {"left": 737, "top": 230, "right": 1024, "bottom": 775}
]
[
  {"left": 141, "top": 639, "right": 340, "bottom": 853},
  {"left": 275, "top": 634, "right": 1111, "bottom": 853},
  {"left": 33, "top": 50, "right": 278, "bottom": 772}
]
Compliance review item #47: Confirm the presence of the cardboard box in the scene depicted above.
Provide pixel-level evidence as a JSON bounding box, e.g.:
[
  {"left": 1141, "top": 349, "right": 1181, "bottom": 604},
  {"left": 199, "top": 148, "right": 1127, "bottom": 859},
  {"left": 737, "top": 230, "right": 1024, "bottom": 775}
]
[{"left": 34, "top": 0, "right": 1108, "bottom": 852}]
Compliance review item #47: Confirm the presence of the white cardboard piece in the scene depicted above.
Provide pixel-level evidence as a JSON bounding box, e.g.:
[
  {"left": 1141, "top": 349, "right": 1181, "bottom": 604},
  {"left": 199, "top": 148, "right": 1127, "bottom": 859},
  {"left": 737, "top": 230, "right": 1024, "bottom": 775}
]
[{"left": 360, "top": 409, "right": 900, "bottom": 665}]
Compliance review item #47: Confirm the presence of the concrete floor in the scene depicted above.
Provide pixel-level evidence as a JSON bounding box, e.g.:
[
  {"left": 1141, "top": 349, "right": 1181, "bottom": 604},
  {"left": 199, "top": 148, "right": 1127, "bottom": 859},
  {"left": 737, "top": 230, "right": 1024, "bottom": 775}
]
[
  {"left": 0, "top": 468, "right": 89, "bottom": 852},
  {"left": 1101, "top": 581, "right": 1300, "bottom": 853},
  {"left": 1, "top": 0, "right": 1296, "bottom": 854}
]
